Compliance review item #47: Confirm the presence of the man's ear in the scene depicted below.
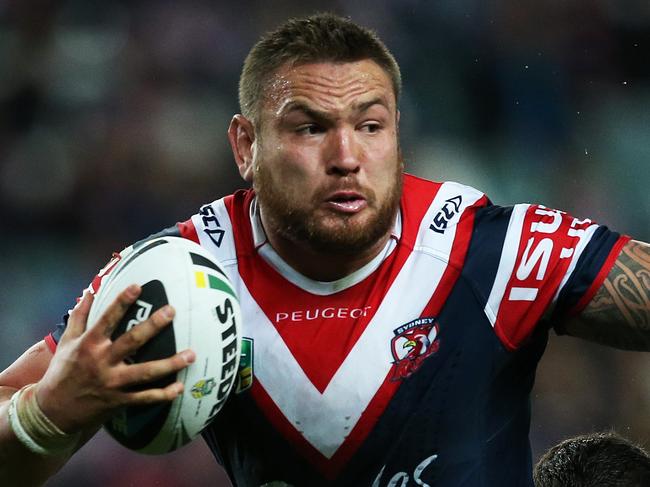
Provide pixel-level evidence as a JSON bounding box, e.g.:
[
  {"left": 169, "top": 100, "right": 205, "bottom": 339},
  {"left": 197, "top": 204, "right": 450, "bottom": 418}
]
[{"left": 228, "top": 114, "right": 256, "bottom": 182}]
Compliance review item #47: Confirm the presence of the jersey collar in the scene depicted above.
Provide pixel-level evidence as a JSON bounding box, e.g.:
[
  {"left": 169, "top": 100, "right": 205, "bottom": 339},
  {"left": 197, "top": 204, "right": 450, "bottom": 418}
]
[{"left": 249, "top": 197, "right": 401, "bottom": 295}]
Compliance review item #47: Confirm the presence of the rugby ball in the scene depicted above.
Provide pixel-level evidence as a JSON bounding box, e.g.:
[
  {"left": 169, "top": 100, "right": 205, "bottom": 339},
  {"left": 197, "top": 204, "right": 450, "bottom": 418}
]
[{"left": 86, "top": 236, "right": 242, "bottom": 454}]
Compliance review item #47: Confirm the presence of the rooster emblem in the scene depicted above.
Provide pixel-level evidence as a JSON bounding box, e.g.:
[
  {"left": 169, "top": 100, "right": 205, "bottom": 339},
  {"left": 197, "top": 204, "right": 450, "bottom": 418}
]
[{"left": 390, "top": 318, "right": 440, "bottom": 381}]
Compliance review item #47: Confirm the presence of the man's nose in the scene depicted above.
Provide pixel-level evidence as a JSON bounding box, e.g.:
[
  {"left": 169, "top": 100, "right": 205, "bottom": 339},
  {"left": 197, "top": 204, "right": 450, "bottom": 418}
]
[{"left": 325, "top": 128, "right": 361, "bottom": 176}]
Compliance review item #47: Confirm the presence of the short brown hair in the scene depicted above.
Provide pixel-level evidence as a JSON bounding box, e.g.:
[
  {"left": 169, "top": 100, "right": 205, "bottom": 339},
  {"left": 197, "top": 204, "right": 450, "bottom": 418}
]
[
  {"left": 239, "top": 12, "right": 402, "bottom": 124},
  {"left": 534, "top": 432, "right": 650, "bottom": 487}
]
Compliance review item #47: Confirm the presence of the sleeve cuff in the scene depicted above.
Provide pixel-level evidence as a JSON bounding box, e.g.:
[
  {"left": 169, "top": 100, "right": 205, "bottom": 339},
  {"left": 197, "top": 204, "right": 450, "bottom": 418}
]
[{"left": 567, "top": 234, "right": 632, "bottom": 317}]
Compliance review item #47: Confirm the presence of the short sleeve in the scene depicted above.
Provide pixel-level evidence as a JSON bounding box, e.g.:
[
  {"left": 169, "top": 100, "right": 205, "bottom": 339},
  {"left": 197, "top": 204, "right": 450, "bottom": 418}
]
[{"left": 466, "top": 203, "right": 628, "bottom": 351}]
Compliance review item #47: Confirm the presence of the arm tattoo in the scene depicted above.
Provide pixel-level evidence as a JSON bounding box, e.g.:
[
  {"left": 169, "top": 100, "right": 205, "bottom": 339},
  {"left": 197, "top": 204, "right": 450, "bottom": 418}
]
[
  {"left": 568, "top": 240, "right": 650, "bottom": 350},
  {"left": 585, "top": 241, "right": 650, "bottom": 326}
]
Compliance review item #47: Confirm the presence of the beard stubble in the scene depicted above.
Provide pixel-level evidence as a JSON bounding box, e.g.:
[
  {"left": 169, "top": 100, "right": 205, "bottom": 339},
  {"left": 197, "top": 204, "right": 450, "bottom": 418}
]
[{"left": 254, "top": 162, "right": 403, "bottom": 255}]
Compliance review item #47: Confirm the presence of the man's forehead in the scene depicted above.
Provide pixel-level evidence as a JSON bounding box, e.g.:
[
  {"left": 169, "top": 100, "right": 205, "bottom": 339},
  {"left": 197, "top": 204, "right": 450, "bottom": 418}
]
[{"left": 263, "top": 60, "right": 396, "bottom": 115}]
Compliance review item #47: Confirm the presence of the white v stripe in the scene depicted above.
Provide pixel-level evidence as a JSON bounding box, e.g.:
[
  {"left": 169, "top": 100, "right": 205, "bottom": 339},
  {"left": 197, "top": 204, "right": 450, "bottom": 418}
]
[
  {"left": 484, "top": 204, "right": 529, "bottom": 327},
  {"left": 238, "top": 182, "right": 484, "bottom": 459}
]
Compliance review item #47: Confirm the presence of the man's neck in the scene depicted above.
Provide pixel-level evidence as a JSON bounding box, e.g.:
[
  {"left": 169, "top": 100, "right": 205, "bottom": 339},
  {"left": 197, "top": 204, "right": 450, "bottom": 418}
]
[{"left": 264, "top": 229, "right": 393, "bottom": 282}]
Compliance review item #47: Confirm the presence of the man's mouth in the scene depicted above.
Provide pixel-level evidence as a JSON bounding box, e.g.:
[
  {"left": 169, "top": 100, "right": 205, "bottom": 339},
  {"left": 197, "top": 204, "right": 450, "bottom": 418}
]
[{"left": 324, "top": 191, "right": 367, "bottom": 213}]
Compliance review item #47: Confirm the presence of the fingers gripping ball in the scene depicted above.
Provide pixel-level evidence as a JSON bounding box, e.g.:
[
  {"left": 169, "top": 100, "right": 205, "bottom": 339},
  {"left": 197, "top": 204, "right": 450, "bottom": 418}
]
[{"left": 86, "top": 237, "right": 242, "bottom": 454}]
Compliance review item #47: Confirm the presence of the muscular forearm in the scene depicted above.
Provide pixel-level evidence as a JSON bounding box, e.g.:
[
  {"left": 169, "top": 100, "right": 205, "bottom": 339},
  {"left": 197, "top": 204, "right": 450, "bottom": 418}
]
[
  {"left": 0, "top": 287, "right": 190, "bottom": 485},
  {"left": 563, "top": 240, "right": 650, "bottom": 351}
]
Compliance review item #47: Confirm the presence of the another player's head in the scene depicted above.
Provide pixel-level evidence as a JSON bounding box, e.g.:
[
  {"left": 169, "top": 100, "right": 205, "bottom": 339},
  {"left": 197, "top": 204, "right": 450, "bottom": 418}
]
[
  {"left": 228, "top": 13, "right": 404, "bottom": 259},
  {"left": 533, "top": 432, "right": 650, "bottom": 487}
]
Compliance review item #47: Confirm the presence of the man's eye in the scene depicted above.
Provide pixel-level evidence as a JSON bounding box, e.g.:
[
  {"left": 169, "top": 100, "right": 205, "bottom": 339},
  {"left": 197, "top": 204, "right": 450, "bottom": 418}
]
[
  {"left": 296, "top": 125, "right": 323, "bottom": 135},
  {"left": 360, "top": 123, "right": 381, "bottom": 133}
]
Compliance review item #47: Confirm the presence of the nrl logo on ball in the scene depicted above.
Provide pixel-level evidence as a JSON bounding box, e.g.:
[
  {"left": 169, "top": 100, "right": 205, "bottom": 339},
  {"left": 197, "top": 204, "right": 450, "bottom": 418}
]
[{"left": 191, "top": 378, "right": 216, "bottom": 399}]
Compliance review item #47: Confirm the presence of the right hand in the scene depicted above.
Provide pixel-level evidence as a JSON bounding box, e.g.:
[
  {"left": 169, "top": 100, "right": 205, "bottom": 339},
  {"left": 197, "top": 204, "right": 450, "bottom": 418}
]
[{"left": 33, "top": 285, "right": 195, "bottom": 434}]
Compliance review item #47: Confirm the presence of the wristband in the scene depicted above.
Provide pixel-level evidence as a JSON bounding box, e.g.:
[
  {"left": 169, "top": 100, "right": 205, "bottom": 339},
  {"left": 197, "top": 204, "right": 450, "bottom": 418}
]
[{"left": 8, "top": 384, "right": 80, "bottom": 456}]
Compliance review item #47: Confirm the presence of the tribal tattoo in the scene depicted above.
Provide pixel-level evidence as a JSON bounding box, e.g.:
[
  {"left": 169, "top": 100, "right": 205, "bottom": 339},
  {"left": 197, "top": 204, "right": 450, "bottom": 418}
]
[{"left": 567, "top": 240, "right": 650, "bottom": 350}]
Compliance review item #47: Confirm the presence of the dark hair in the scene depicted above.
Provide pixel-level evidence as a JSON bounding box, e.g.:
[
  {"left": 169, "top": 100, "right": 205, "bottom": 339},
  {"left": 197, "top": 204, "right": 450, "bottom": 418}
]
[
  {"left": 239, "top": 12, "right": 401, "bottom": 124},
  {"left": 534, "top": 432, "right": 650, "bottom": 487}
]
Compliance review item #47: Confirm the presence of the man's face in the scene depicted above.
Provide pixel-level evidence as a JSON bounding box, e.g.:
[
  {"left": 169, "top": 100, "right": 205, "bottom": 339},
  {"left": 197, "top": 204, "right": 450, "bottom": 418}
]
[{"left": 251, "top": 59, "right": 403, "bottom": 255}]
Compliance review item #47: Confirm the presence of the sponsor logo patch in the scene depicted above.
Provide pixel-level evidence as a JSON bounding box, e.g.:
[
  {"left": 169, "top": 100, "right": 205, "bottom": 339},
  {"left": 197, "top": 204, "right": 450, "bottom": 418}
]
[
  {"left": 235, "top": 338, "right": 254, "bottom": 393},
  {"left": 390, "top": 317, "right": 440, "bottom": 381},
  {"left": 275, "top": 306, "right": 372, "bottom": 323}
]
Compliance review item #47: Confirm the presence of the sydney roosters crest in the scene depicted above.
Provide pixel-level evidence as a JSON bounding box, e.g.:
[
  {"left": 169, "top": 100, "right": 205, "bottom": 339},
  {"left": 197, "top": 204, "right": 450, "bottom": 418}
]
[{"left": 390, "top": 317, "right": 440, "bottom": 381}]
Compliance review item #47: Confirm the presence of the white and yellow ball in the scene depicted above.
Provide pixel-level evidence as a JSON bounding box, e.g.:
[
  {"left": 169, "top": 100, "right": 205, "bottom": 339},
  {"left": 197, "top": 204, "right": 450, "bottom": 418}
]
[{"left": 87, "top": 236, "right": 241, "bottom": 454}]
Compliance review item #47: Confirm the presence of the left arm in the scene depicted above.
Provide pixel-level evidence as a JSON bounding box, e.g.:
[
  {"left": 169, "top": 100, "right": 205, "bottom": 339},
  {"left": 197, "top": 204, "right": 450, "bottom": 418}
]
[{"left": 562, "top": 240, "right": 650, "bottom": 351}]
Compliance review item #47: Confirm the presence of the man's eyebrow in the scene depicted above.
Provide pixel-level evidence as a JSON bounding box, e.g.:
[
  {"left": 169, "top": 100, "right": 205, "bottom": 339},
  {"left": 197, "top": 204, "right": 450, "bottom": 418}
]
[
  {"left": 353, "top": 97, "right": 390, "bottom": 113},
  {"left": 279, "top": 97, "right": 390, "bottom": 121},
  {"left": 279, "top": 102, "right": 330, "bottom": 122}
]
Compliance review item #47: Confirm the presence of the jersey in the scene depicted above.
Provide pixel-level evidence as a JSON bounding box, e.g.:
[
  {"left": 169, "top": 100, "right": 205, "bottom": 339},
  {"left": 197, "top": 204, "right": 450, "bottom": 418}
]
[{"left": 48, "top": 174, "right": 629, "bottom": 486}]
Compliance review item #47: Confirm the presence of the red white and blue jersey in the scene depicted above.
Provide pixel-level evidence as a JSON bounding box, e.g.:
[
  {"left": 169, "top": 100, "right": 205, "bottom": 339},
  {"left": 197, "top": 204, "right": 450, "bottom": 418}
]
[{"left": 49, "top": 174, "right": 629, "bottom": 486}]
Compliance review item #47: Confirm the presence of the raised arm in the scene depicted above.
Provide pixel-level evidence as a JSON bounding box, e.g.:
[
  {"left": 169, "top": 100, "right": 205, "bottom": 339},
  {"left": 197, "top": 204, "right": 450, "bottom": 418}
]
[
  {"left": 562, "top": 240, "right": 650, "bottom": 351},
  {"left": 0, "top": 287, "right": 194, "bottom": 486}
]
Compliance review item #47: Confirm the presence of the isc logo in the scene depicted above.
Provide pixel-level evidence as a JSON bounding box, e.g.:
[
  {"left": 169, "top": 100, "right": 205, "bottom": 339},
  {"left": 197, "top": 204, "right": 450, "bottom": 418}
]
[
  {"left": 199, "top": 204, "right": 226, "bottom": 247},
  {"left": 429, "top": 196, "right": 462, "bottom": 234}
]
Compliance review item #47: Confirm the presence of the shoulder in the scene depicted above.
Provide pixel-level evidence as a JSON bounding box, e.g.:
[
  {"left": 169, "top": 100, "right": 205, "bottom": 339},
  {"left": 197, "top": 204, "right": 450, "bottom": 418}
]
[
  {"left": 401, "top": 174, "right": 488, "bottom": 227},
  {"left": 113, "top": 188, "right": 253, "bottom": 285},
  {"left": 402, "top": 173, "right": 485, "bottom": 200},
  {"left": 172, "top": 188, "right": 254, "bottom": 267}
]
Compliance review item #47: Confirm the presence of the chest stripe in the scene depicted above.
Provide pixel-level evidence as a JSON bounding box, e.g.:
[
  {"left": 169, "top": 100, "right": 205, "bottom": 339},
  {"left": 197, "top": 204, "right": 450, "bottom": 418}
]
[{"left": 236, "top": 183, "right": 484, "bottom": 474}]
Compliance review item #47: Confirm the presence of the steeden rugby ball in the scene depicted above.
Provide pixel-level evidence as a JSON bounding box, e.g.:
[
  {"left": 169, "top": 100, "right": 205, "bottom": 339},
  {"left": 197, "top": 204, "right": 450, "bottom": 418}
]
[{"left": 86, "top": 236, "right": 242, "bottom": 454}]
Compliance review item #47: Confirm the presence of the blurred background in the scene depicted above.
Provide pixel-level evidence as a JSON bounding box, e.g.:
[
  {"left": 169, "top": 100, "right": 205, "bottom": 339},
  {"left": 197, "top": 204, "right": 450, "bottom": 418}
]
[{"left": 1, "top": 0, "right": 649, "bottom": 485}]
